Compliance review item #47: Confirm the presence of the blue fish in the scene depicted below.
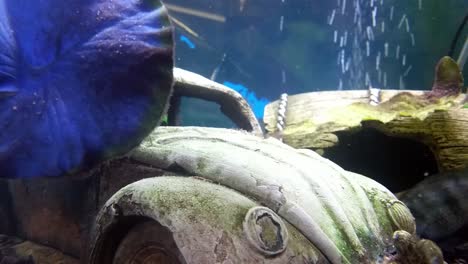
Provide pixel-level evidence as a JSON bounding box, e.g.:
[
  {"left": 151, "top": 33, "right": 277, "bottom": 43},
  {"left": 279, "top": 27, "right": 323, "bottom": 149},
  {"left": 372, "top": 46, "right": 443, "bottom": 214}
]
[
  {"left": 180, "top": 35, "right": 196, "bottom": 49},
  {"left": 0, "top": 0, "right": 174, "bottom": 178},
  {"left": 223, "top": 81, "right": 269, "bottom": 119}
]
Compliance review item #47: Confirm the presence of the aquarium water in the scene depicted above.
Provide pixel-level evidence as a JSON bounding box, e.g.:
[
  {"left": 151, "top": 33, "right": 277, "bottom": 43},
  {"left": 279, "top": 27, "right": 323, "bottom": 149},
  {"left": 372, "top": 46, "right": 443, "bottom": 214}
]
[{"left": 167, "top": 0, "right": 467, "bottom": 125}]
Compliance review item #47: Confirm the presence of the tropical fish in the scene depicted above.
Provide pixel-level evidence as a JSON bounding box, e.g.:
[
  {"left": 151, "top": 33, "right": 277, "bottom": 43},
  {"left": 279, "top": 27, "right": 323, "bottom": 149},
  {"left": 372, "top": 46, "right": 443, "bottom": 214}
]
[
  {"left": 398, "top": 169, "right": 468, "bottom": 241},
  {"left": 0, "top": 0, "right": 174, "bottom": 178},
  {"left": 222, "top": 81, "right": 269, "bottom": 118},
  {"left": 398, "top": 170, "right": 468, "bottom": 263},
  {"left": 180, "top": 35, "right": 196, "bottom": 49}
]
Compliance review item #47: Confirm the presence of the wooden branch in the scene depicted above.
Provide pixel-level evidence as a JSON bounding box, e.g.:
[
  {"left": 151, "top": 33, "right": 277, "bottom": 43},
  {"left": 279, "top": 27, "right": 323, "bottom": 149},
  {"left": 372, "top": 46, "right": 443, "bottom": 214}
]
[{"left": 264, "top": 90, "right": 468, "bottom": 172}]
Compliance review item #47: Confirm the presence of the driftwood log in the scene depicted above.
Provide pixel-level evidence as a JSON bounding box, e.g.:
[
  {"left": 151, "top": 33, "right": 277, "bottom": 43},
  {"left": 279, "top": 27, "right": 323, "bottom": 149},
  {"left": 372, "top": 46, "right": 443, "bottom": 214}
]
[{"left": 264, "top": 90, "right": 468, "bottom": 172}]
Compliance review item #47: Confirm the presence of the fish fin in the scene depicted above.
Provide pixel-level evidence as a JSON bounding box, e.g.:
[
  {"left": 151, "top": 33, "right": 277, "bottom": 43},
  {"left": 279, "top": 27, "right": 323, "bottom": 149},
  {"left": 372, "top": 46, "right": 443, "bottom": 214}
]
[{"left": 0, "top": 81, "right": 17, "bottom": 99}]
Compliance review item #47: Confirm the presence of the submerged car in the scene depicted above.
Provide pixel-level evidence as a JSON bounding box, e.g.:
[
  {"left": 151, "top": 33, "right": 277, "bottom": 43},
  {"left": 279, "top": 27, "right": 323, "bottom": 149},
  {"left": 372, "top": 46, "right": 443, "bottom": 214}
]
[
  {"left": 0, "top": 0, "right": 446, "bottom": 263},
  {"left": 0, "top": 68, "right": 443, "bottom": 264}
]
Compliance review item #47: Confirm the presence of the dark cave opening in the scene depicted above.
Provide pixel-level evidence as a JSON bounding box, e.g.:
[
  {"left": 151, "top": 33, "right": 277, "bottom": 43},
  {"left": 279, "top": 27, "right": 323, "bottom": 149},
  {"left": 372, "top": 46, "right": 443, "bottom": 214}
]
[{"left": 322, "top": 127, "right": 439, "bottom": 193}]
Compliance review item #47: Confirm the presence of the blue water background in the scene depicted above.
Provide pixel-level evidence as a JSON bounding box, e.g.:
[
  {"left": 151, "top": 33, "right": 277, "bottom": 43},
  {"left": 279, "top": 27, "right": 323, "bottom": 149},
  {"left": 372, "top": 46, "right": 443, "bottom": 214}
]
[{"left": 166, "top": 0, "right": 468, "bottom": 126}]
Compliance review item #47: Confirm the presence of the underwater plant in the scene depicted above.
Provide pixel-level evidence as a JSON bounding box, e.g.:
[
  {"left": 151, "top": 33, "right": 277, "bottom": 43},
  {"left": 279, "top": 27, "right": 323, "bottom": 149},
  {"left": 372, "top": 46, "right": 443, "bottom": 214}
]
[
  {"left": 0, "top": 0, "right": 174, "bottom": 178},
  {"left": 427, "top": 56, "right": 464, "bottom": 98}
]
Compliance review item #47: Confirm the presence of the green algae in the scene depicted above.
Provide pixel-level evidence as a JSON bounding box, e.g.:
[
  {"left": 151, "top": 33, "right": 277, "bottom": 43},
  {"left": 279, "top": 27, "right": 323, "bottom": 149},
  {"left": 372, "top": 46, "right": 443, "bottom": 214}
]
[
  {"left": 282, "top": 91, "right": 457, "bottom": 144},
  {"left": 116, "top": 177, "right": 325, "bottom": 261},
  {"left": 279, "top": 56, "right": 463, "bottom": 149}
]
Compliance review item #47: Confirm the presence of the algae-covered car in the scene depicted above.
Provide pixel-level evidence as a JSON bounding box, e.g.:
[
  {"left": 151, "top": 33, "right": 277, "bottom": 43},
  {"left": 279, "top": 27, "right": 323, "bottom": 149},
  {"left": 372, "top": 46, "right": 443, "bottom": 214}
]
[
  {"left": 0, "top": 0, "right": 445, "bottom": 263},
  {"left": 89, "top": 125, "right": 432, "bottom": 264},
  {"left": 0, "top": 69, "right": 444, "bottom": 264}
]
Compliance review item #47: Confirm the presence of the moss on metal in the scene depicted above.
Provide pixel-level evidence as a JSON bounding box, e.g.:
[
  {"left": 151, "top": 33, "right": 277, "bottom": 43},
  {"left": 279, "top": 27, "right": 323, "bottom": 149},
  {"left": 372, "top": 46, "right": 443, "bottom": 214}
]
[
  {"left": 92, "top": 176, "right": 327, "bottom": 263},
  {"left": 120, "top": 177, "right": 249, "bottom": 233},
  {"left": 127, "top": 126, "right": 422, "bottom": 263}
]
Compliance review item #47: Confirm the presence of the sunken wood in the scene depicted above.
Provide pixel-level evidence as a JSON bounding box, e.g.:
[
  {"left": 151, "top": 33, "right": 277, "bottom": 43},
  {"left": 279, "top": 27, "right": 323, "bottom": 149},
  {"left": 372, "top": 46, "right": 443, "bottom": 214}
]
[{"left": 264, "top": 90, "right": 468, "bottom": 172}]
